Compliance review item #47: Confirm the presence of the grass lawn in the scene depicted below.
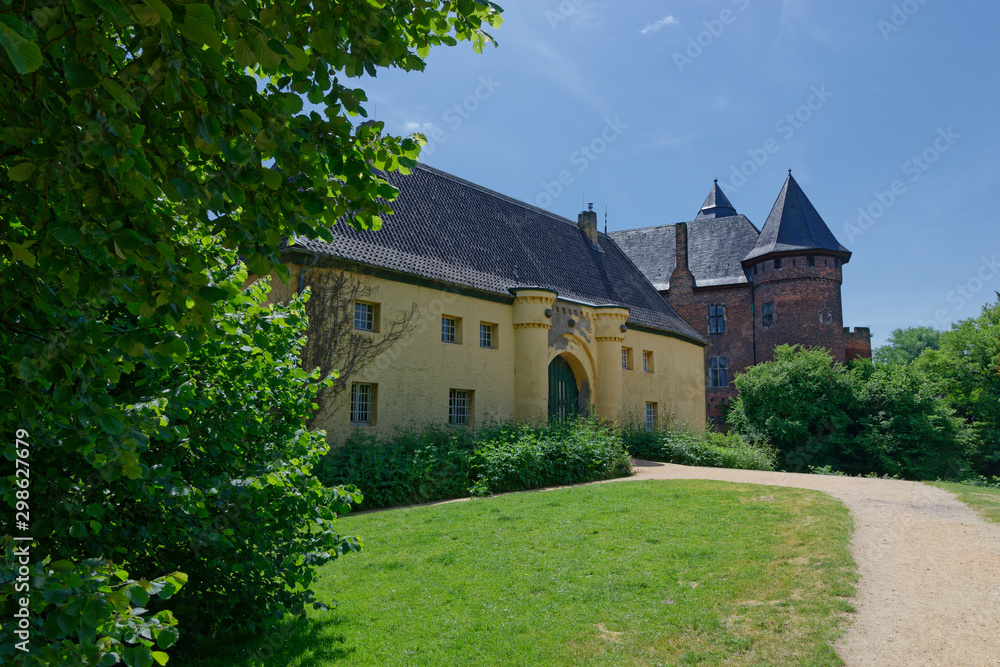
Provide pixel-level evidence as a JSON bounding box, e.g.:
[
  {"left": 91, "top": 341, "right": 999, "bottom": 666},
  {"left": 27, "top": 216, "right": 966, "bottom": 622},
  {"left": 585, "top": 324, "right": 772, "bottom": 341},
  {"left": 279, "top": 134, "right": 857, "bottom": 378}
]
[
  {"left": 927, "top": 482, "right": 1000, "bottom": 524},
  {"left": 181, "top": 480, "right": 855, "bottom": 667}
]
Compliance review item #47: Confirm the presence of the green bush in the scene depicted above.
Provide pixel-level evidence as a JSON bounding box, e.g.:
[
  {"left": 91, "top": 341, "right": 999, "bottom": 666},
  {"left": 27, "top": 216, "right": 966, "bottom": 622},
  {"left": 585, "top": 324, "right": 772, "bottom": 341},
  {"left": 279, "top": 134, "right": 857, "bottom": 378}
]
[
  {"left": 623, "top": 423, "right": 776, "bottom": 471},
  {"left": 472, "top": 420, "right": 632, "bottom": 495},
  {"left": 315, "top": 426, "right": 479, "bottom": 509},
  {"left": 317, "top": 419, "right": 633, "bottom": 509}
]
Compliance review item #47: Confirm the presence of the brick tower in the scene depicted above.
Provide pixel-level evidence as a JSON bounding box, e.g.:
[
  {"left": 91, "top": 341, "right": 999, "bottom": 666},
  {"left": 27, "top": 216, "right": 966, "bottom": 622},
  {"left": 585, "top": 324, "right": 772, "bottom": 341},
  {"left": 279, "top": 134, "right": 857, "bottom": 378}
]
[{"left": 742, "top": 172, "right": 852, "bottom": 364}]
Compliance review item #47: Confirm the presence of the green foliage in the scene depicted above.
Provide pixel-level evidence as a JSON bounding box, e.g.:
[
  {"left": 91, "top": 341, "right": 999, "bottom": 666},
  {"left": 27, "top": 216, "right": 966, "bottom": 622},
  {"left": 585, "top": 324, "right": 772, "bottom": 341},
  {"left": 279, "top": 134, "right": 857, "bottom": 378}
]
[
  {"left": 851, "top": 362, "right": 970, "bottom": 481},
  {"left": 727, "top": 345, "right": 859, "bottom": 473},
  {"left": 472, "top": 420, "right": 632, "bottom": 496},
  {"left": 873, "top": 326, "right": 941, "bottom": 365},
  {"left": 728, "top": 345, "right": 971, "bottom": 479},
  {"left": 315, "top": 426, "right": 480, "bottom": 509},
  {"left": 316, "top": 420, "right": 633, "bottom": 509},
  {"left": 622, "top": 423, "right": 777, "bottom": 471},
  {"left": 914, "top": 298, "right": 1000, "bottom": 476},
  {"left": 0, "top": 555, "right": 186, "bottom": 667},
  {"left": 2, "top": 0, "right": 502, "bottom": 662}
]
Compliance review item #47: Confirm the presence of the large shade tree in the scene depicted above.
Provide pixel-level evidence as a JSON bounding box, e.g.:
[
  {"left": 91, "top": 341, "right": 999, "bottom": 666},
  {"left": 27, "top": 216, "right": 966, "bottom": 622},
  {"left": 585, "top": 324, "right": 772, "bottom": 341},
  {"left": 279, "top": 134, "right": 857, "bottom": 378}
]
[{"left": 1, "top": 1, "right": 502, "bottom": 664}]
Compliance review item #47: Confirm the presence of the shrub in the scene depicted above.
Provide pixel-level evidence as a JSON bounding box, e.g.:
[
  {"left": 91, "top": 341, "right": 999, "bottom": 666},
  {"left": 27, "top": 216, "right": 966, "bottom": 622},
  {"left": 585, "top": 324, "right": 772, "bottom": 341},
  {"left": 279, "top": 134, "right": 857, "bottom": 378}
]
[
  {"left": 472, "top": 420, "right": 632, "bottom": 495},
  {"left": 624, "top": 424, "right": 776, "bottom": 471},
  {"left": 315, "top": 426, "right": 479, "bottom": 509},
  {"left": 317, "top": 419, "right": 633, "bottom": 509}
]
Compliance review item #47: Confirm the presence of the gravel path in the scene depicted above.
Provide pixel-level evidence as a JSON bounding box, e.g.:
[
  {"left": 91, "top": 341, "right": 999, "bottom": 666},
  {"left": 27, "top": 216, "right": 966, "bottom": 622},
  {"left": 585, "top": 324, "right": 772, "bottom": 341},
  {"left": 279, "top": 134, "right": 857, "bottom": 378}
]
[{"left": 625, "top": 461, "right": 1000, "bottom": 666}]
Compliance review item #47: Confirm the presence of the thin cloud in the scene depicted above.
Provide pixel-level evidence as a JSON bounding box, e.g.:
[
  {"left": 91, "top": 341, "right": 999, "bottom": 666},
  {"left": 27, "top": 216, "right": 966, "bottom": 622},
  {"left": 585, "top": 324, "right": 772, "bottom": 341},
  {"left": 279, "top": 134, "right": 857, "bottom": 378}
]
[{"left": 640, "top": 15, "right": 678, "bottom": 35}]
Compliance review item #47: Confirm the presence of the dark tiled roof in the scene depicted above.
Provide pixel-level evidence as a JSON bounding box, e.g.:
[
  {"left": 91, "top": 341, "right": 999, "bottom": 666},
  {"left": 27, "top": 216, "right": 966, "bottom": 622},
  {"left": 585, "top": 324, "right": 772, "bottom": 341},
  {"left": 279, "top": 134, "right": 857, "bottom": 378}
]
[
  {"left": 610, "top": 214, "right": 759, "bottom": 290},
  {"left": 289, "top": 164, "right": 705, "bottom": 343},
  {"left": 744, "top": 173, "right": 850, "bottom": 263},
  {"left": 695, "top": 181, "right": 738, "bottom": 219}
]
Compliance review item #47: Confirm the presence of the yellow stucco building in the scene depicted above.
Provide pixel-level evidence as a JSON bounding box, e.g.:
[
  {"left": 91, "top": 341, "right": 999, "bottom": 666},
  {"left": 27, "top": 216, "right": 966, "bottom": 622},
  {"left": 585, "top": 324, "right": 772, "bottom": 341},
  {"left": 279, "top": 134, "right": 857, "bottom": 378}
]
[{"left": 269, "top": 164, "right": 707, "bottom": 442}]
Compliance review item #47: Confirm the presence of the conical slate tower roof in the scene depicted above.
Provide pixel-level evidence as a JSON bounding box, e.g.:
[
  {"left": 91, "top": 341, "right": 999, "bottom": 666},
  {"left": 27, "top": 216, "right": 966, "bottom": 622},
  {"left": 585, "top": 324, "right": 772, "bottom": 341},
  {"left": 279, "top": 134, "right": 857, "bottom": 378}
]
[
  {"left": 743, "top": 172, "right": 850, "bottom": 263},
  {"left": 695, "top": 180, "right": 738, "bottom": 219}
]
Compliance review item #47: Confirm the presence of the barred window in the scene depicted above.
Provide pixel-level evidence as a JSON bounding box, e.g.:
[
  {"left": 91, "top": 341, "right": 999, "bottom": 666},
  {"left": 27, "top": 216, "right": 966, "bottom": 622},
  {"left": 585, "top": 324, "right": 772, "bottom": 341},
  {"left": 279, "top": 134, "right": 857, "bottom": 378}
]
[
  {"left": 480, "top": 323, "right": 495, "bottom": 349},
  {"left": 354, "top": 302, "right": 375, "bottom": 332},
  {"left": 442, "top": 316, "right": 457, "bottom": 343},
  {"left": 449, "top": 389, "right": 470, "bottom": 426},
  {"left": 709, "top": 304, "right": 726, "bottom": 335},
  {"left": 645, "top": 402, "right": 657, "bottom": 431},
  {"left": 709, "top": 357, "right": 728, "bottom": 388},
  {"left": 761, "top": 302, "right": 775, "bottom": 327},
  {"left": 350, "top": 383, "right": 374, "bottom": 424}
]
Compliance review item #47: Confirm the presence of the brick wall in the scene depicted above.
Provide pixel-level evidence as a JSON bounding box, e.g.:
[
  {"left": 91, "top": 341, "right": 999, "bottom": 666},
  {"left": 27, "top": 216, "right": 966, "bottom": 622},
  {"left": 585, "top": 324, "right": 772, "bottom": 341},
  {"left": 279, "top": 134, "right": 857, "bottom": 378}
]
[{"left": 844, "top": 327, "right": 873, "bottom": 362}]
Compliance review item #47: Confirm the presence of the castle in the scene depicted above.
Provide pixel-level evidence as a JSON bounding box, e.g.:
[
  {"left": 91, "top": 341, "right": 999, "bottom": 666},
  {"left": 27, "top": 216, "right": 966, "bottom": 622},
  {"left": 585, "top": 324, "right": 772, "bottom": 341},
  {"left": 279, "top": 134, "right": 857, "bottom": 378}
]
[
  {"left": 611, "top": 172, "right": 871, "bottom": 423},
  {"left": 265, "top": 166, "right": 870, "bottom": 437}
]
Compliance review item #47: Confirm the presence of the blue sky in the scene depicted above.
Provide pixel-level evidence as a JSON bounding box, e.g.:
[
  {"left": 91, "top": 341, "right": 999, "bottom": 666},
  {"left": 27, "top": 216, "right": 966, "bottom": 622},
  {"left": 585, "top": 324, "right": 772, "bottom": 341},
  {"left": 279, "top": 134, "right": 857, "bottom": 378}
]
[{"left": 350, "top": 0, "right": 1000, "bottom": 348}]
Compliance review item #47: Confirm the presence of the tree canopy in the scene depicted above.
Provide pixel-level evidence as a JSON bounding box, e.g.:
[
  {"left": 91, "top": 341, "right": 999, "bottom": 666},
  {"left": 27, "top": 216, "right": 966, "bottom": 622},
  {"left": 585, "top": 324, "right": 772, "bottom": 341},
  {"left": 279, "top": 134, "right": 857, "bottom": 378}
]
[
  {"left": 1, "top": 0, "right": 502, "bottom": 663},
  {"left": 873, "top": 326, "right": 941, "bottom": 365}
]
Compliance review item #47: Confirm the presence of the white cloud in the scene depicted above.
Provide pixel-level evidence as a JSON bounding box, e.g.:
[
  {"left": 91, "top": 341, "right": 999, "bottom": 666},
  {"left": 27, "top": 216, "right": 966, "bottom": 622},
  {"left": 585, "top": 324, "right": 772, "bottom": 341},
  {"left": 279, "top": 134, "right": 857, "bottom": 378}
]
[
  {"left": 403, "top": 121, "right": 434, "bottom": 133},
  {"left": 640, "top": 15, "right": 678, "bottom": 35}
]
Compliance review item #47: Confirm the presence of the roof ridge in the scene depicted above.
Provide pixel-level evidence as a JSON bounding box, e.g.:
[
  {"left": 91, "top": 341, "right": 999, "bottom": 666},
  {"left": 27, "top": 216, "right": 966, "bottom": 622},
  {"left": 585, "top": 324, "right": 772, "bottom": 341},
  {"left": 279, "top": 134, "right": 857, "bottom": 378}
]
[{"left": 414, "top": 162, "right": 581, "bottom": 228}]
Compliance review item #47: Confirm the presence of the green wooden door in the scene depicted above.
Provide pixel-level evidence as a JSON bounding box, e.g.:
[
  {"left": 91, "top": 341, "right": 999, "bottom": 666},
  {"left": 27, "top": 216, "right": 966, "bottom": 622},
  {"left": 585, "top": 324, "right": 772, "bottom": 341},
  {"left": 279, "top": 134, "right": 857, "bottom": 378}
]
[{"left": 548, "top": 356, "right": 578, "bottom": 421}]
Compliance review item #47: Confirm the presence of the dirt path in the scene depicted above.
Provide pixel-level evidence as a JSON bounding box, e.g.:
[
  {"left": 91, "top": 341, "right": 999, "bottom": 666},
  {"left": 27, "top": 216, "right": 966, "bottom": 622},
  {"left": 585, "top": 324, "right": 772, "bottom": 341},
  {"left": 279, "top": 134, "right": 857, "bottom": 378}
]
[{"left": 623, "top": 461, "right": 1000, "bottom": 666}]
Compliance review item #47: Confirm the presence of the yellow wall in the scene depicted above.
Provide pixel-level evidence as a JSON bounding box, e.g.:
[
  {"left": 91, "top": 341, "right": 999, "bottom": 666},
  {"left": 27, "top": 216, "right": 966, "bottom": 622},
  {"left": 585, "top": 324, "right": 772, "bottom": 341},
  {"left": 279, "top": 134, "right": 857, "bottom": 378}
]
[{"left": 264, "top": 264, "right": 706, "bottom": 441}]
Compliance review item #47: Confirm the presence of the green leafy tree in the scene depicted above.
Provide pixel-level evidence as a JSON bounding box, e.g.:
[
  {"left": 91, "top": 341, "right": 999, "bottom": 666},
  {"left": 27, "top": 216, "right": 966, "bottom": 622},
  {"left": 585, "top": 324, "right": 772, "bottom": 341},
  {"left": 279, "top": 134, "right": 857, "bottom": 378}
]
[
  {"left": 727, "top": 345, "right": 859, "bottom": 473},
  {"left": 851, "top": 362, "right": 970, "bottom": 480},
  {"left": 915, "top": 298, "right": 1000, "bottom": 476},
  {"left": 873, "top": 326, "right": 941, "bottom": 365},
  {"left": 1, "top": 0, "right": 502, "bottom": 663}
]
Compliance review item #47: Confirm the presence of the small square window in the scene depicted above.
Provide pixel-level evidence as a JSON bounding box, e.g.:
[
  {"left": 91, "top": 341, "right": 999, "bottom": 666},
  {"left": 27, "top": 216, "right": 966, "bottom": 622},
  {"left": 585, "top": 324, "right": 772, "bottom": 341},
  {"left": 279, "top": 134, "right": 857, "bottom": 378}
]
[
  {"left": 479, "top": 322, "right": 496, "bottom": 349},
  {"left": 645, "top": 402, "right": 658, "bottom": 431},
  {"left": 350, "top": 383, "right": 376, "bottom": 425},
  {"left": 449, "top": 389, "right": 472, "bottom": 426},
  {"left": 354, "top": 302, "right": 377, "bottom": 332},
  {"left": 708, "top": 304, "right": 726, "bottom": 335},
  {"left": 761, "top": 302, "right": 775, "bottom": 327},
  {"left": 774, "top": 259, "right": 782, "bottom": 270},
  {"left": 709, "top": 357, "right": 728, "bottom": 388},
  {"left": 622, "top": 347, "right": 633, "bottom": 370},
  {"left": 442, "top": 316, "right": 462, "bottom": 344},
  {"left": 642, "top": 350, "right": 653, "bottom": 373}
]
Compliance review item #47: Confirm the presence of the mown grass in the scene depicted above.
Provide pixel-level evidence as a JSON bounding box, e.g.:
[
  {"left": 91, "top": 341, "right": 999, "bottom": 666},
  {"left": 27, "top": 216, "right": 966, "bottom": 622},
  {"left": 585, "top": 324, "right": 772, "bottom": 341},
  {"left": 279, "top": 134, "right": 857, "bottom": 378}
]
[
  {"left": 180, "top": 480, "right": 855, "bottom": 666},
  {"left": 927, "top": 481, "right": 1000, "bottom": 524}
]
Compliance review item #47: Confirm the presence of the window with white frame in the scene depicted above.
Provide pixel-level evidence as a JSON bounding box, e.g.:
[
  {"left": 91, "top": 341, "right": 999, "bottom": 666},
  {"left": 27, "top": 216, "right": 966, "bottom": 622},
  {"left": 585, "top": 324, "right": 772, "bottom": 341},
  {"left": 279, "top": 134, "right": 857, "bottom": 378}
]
[
  {"left": 480, "top": 322, "right": 496, "bottom": 349},
  {"left": 354, "top": 302, "right": 377, "bottom": 332},
  {"left": 350, "top": 383, "right": 375, "bottom": 425},
  {"left": 645, "top": 402, "right": 658, "bottom": 431},
  {"left": 442, "top": 316, "right": 458, "bottom": 343},
  {"left": 709, "top": 357, "right": 728, "bottom": 388},
  {"left": 622, "top": 347, "right": 633, "bottom": 370},
  {"left": 448, "top": 389, "right": 471, "bottom": 426},
  {"left": 642, "top": 350, "right": 653, "bottom": 373}
]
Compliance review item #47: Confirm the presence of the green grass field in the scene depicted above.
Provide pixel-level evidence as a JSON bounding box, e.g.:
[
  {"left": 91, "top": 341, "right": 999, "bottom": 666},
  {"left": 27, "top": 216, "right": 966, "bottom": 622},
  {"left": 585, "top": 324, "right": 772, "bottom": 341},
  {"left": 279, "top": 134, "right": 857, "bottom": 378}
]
[
  {"left": 181, "top": 480, "right": 856, "bottom": 666},
  {"left": 928, "top": 481, "right": 1000, "bottom": 524}
]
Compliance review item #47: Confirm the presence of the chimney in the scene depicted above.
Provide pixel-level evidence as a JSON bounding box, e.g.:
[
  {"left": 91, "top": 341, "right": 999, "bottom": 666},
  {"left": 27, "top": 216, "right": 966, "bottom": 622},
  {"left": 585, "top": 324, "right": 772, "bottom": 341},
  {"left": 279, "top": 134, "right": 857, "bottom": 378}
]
[
  {"left": 578, "top": 203, "right": 600, "bottom": 249},
  {"left": 675, "top": 222, "right": 689, "bottom": 273}
]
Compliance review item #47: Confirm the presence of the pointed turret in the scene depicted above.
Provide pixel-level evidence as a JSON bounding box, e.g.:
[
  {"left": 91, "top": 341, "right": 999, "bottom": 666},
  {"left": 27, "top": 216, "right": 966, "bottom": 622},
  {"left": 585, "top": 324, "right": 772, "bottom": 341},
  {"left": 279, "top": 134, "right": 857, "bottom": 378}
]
[
  {"left": 743, "top": 172, "right": 850, "bottom": 264},
  {"left": 695, "top": 180, "right": 738, "bottom": 219}
]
